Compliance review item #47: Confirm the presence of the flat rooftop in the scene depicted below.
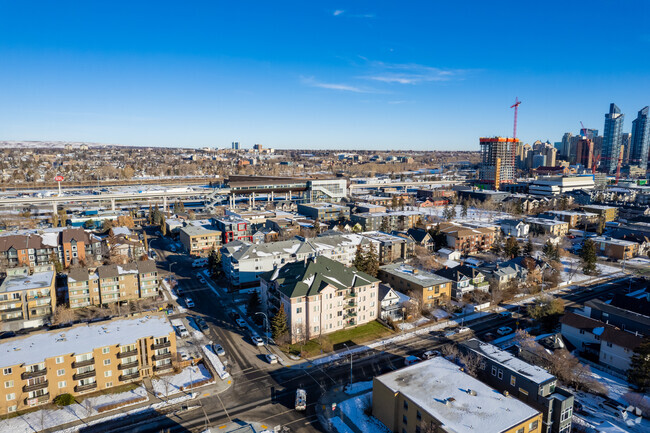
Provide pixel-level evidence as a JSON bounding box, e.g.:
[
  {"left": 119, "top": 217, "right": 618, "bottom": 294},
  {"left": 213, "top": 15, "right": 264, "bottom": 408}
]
[
  {"left": 375, "top": 357, "right": 539, "bottom": 433},
  {"left": 0, "top": 314, "right": 174, "bottom": 368},
  {"left": 0, "top": 271, "right": 54, "bottom": 294},
  {"left": 380, "top": 263, "right": 451, "bottom": 287},
  {"left": 179, "top": 225, "right": 221, "bottom": 236}
]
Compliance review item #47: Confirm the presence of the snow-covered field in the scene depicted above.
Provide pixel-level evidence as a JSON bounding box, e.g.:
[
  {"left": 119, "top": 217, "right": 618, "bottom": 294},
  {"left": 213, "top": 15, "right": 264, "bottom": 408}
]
[
  {"left": 558, "top": 257, "right": 622, "bottom": 284},
  {"left": 397, "top": 317, "right": 430, "bottom": 330},
  {"left": 0, "top": 386, "right": 148, "bottom": 433},
  {"left": 589, "top": 367, "right": 632, "bottom": 404},
  {"left": 152, "top": 364, "right": 212, "bottom": 398},
  {"left": 344, "top": 381, "right": 373, "bottom": 395},
  {"left": 337, "top": 392, "right": 391, "bottom": 433}
]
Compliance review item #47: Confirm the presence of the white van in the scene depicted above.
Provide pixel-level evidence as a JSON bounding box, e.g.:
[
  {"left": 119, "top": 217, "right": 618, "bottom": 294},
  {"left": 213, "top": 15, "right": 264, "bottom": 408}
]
[{"left": 192, "top": 258, "right": 208, "bottom": 268}]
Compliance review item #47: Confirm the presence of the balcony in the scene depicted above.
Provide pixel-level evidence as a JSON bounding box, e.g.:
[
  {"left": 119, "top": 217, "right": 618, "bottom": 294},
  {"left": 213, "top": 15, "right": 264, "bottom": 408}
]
[
  {"left": 26, "top": 294, "right": 50, "bottom": 302},
  {"left": 153, "top": 363, "right": 173, "bottom": 372},
  {"left": 23, "top": 380, "right": 48, "bottom": 393},
  {"left": 0, "top": 305, "right": 23, "bottom": 313},
  {"left": 119, "top": 361, "right": 139, "bottom": 370},
  {"left": 22, "top": 369, "right": 47, "bottom": 380},
  {"left": 151, "top": 340, "right": 171, "bottom": 350},
  {"left": 344, "top": 291, "right": 357, "bottom": 299},
  {"left": 344, "top": 311, "right": 357, "bottom": 318},
  {"left": 71, "top": 358, "right": 95, "bottom": 368},
  {"left": 152, "top": 352, "right": 171, "bottom": 361},
  {"left": 24, "top": 393, "right": 49, "bottom": 406},
  {"left": 73, "top": 370, "right": 96, "bottom": 380},
  {"left": 117, "top": 349, "right": 138, "bottom": 359},
  {"left": 344, "top": 300, "right": 356, "bottom": 308},
  {"left": 119, "top": 372, "right": 140, "bottom": 382},
  {"left": 74, "top": 382, "right": 97, "bottom": 393}
]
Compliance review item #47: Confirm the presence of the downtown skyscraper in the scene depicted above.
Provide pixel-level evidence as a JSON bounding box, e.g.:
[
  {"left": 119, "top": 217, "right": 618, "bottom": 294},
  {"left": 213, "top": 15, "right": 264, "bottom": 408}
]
[
  {"left": 601, "top": 103, "right": 624, "bottom": 173},
  {"left": 630, "top": 106, "right": 649, "bottom": 172}
]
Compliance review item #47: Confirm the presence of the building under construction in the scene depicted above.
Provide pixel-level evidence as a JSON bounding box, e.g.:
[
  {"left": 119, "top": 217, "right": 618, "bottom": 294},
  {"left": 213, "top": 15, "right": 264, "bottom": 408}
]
[{"left": 479, "top": 137, "right": 518, "bottom": 190}]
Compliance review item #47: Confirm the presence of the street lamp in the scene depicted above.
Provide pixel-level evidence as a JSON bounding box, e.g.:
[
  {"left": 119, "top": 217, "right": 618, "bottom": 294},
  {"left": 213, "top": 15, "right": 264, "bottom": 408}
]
[
  {"left": 342, "top": 343, "right": 353, "bottom": 386},
  {"left": 255, "top": 312, "right": 270, "bottom": 346},
  {"left": 168, "top": 262, "right": 176, "bottom": 274}
]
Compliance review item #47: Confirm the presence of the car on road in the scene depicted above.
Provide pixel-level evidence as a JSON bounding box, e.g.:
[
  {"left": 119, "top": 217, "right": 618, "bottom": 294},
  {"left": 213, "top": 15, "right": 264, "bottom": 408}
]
[
  {"left": 170, "top": 245, "right": 176, "bottom": 253},
  {"left": 295, "top": 389, "right": 307, "bottom": 411},
  {"left": 497, "top": 326, "right": 513, "bottom": 336},
  {"left": 236, "top": 318, "right": 247, "bottom": 329},
  {"left": 483, "top": 332, "right": 496, "bottom": 342},
  {"left": 404, "top": 355, "right": 421, "bottom": 366},
  {"left": 457, "top": 327, "right": 471, "bottom": 334},
  {"left": 499, "top": 311, "right": 513, "bottom": 318},
  {"left": 195, "top": 317, "right": 208, "bottom": 331},
  {"left": 422, "top": 350, "right": 440, "bottom": 360},
  {"left": 265, "top": 353, "right": 278, "bottom": 364},
  {"left": 212, "top": 344, "right": 226, "bottom": 356},
  {"left": 250, "top": 334, "right": 264, "bottom": 346},
  {"left": 185, "top": 298, "right": 195, "bottom": 308}
]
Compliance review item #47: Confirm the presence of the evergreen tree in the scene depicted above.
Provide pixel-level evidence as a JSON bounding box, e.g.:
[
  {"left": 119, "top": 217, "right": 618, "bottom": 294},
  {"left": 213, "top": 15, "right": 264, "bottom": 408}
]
[
  {"left": 208, "top": 248, "right": 221, "bottom": 276},
  {"left": 504, "top": 237, "right": 520, "bottom": 258},
  {"left": 380, "top": 217, "right": 390, "bottom": 233},
  {"left": 579, "top": 239, "right": 598, "bottom": 275},
  {"left": 50, "top": 252, "right": 63, "bottom": 273},
  {"left": 148, "top": 205, "right": 154, "bottom": 225},
  {"left": 271, "top": 307, "right": 289, "bottom": 340},
  {"left": 247, "top": 290, "right": 261, "bottom": 315},
  {"left": 628, "top": 337, "right": 650, "bottom": 392},
  {"left": 391, "top": 196, "right": 398, "bottom": 209},
  {"left": 461, "top": 201, "right": 468, "bottom": 218},
  {"left": 353, "top": 246, "right": 366, "bottom": 271},
  {"left": 160, "top": 215, "right": 167, "bottom": 236},
  {"left": 362, "top": 246, "right": 380, "bottom": 277},
  {"left": 143, "top": 232, "right": 149, "bottom": 251},
  {"left": 525, "top": 238, "right": 534, "bottom": 256},
  {"left": 542, "top": 240, "right": 559, "bottom": 261}
]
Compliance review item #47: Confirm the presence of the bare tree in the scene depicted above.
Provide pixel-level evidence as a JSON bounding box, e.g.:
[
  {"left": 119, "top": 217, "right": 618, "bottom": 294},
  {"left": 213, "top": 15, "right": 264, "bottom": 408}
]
[{"left": 458, "top": 351, "right": 483, "bottom": 378}]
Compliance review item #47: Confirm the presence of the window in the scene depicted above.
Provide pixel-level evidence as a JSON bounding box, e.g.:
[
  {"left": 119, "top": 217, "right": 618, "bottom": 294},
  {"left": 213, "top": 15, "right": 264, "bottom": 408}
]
[
  {"left": 104, "top": 371, "right": 112, "bottom": 378},
  {"left": 529, "top": 420, "right": 539, "bottom": 430},
  {"left": 56, "top": 356, "right": 64, "bottom": 364},
  {"left": 415, "top": 427, "right": 421, "bottom": 433},
  {"left": 579, "top": 329, "right": 585, "bottom": 334},
  {"left": 4, "top": 381, "right": 13, "bottom": 388},
  {"left": 58, "top": 381, "right": 66, "bottom": 389},
  {"left": 57, "top": 369, "right": 65, "bottom": 376},
  {"left": 491, "top": 366, "right": 497, "bottom": 376},
  {"left": 497, "top": 369, "right": 503, "bottom": 380},
  {"left": 606, "top": 342, "right": 612, "bottom": 348},
  {"left": 106, "top": 382, "right": 113, "bottom": 388},
  {"left": 403, "top": 400, "right": 408, "bottom": 410},
  {"left": 296, "top": 307, "right": 302, "bottom": 314},
  {"left": 6, "top": 393, "right": 15, "bottom": 401},
  {"left": 560, "top": 407, "right": 572, "bottom": 422},
  {"left": 516, "top": 428, "right": 524, "bottom": 433},
  {"left": 102, "top": 347, "right": 110, "bottom": 354},
  {"left": 103, "top": 359, "right": 111, "bottom": 366},
  {"left": 559, "top": 425, "right": 571, "bottom": 433},
  {"left": 402, "top": 415, "right": 407, "bottom": 424},
  {"left": 416, "top": 410, "right": 421, "bottom": 421},
  {"left": 510, "top": 375, "right": 516, "bottom": 386},
  {"left": 2, "top": 368, "right": 11, "bottom": 376},
  {"left": 7, "top": 405, "right": 16, "bottom": 413}
]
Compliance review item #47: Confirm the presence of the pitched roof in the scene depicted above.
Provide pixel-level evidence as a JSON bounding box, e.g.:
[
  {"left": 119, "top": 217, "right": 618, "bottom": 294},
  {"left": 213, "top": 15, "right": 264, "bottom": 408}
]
[
  {"left": 61, "top": 228, "right": 89, "bottom": 244},
  {"left": 262, "top": 255, "right": 378, "bottom": 298},
  {"left": 560, "top": 311, "right": 606, "bottom": 331},
  {"left": 600, "top": 327, "right": 643, "bottom": 350}
]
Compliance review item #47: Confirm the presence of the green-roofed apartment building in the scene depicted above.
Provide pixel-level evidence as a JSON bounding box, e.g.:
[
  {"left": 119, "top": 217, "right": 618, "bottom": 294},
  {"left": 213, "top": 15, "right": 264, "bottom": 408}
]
[{"left": 260, "top": 256, "right": 380, "bottom": 343}]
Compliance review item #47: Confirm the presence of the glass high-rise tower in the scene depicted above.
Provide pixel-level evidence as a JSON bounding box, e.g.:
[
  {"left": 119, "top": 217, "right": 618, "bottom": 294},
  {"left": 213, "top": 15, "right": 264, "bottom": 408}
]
[
  {"left": 630, "top": 106, "right": 649, "bottom": 171},
  {"left": 601, "top": 103, "right": 624, "bottom": 173}
]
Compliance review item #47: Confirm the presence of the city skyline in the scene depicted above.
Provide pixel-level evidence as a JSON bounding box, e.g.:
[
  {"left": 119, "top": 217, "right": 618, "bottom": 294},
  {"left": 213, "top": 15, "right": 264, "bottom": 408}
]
[{"left": 0, "top": 1, "right": 649, "bottom": 150}]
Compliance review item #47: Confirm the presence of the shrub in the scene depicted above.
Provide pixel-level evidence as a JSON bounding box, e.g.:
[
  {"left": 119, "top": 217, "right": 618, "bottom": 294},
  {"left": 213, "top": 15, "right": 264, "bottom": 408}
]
[{"left": 54, "top": 393, "right": 75, "bottom": 406}]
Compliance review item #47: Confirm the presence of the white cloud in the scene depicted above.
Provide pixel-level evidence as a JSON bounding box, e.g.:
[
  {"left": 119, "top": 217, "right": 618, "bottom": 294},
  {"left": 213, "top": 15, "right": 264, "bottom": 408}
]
[
  {"left": 301, "top": 76, "right": 371, "bottom": 93},
  {"left": 333, "top": 10, "right": 344, "bottom": 16},
  {"left": 362, "top": 61, "right": 468, "bottom": 85}
]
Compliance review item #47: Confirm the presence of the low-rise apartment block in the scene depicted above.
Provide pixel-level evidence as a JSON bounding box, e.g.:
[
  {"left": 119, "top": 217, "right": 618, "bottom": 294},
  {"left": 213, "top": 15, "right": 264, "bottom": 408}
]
[
  {"left": 0, "top": 314, "right": 176, "bottom": 415},
  {"left": 581, "top": 205, "right": 618, "bottom": 222},
  {"left": 378, "top": 264, "right": 451, "bottom": 308},
  {"left": 211, "top": 215, "right": 252, "bottom": 244},
  {"left": 179, "top": 225, "right": 222, "bottom": 256},
  {"left": 67, "top": 261, "right": 159, "bottom": 308},
  {"left": 359, "top": 231, "right": 414, "bottom": 263},
  {"left": 372, "top": 357, "right": 542, "bottom": 433},
  {"left": 461, "top": 339, "right": 574, "bottom": 433},
  {"left": 591, "top": 236, "right": 639, "bottom": 260},
  {"left": 540, "top": 210, "right": 598, "bottom": 229},
  {"left": 438, "top": 222, "right": 495, "bottom": 254},
  {"left": 350, "top": 211, "right": 422, "bottom": 232},
  {"left": 0, "top": 265, "right": 56, "bottom": 331},
  {"left": 525, "top": 217, "right": 569, "bottom": 237},
  {"left": 260, "top": 256, "right": 379, "bottom": 343},
  {"left": 297, "top": 202, "right": 350, "bottom": 222}
]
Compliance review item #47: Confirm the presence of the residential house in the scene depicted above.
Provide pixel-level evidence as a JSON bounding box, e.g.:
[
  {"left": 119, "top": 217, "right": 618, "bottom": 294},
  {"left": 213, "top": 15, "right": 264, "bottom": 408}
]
[
  {"left": 435, "top": 265, "right": 489, "bottom": 300},
  {"left": 260, "top": 256, "right": 380, "bottom": 343},
  {"left": 460, "top": 339, "right": 574, "bottom": 433},
  {"left": 378, "top": 263, "right": 451, "bottom": 308},
  {"left": 499, "top": 219, "right": 530, "bottom": 237},
  {"left": 584, "top": 295, "right": 650, "bottom": 336},
  {"left": 377, "top": 284, "right": 407, "bottom": 321}
]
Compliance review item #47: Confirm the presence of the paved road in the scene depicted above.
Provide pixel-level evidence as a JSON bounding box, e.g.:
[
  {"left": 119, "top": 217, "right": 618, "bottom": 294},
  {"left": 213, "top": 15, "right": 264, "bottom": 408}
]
[{"left": 85, "top": 238, "right": 638, "bottom": 433}]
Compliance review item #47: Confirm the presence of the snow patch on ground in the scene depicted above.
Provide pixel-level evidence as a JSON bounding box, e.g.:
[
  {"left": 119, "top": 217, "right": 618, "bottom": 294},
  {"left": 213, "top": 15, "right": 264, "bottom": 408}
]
[
  {"left": 152, "top": 364, "right": 212, "bottom": 398},
  {"left": 344, "top": 381, "right": 373, "bottom": 395},
  {"left": 588, "top": 366, "right": 632, "bottom": 404},
  {"left": 397, "top": 317, "right": 430, "bottom": 330},
  {"left": 338, "top": 392, "right": 391, "bottom": 433},
  {"left": 330, "top": 416, "right": 355, "bottom": 433}
]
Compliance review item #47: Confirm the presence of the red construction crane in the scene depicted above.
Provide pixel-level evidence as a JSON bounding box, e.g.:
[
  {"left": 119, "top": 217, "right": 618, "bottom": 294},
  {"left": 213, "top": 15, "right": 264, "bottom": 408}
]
[{"left": 510, "top": 97, "right": 521, "bottom": 139}]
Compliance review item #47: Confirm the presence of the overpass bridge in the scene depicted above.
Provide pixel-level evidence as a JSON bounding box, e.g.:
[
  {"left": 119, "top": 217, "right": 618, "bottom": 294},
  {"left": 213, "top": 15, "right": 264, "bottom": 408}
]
[{"left": 348, "top": 180, "right": 465, "bottom": 190}]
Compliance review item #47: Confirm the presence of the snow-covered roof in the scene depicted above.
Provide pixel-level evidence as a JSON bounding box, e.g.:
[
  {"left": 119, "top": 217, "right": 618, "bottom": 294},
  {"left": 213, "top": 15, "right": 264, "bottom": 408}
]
[
  {"left": 0, "top": 271, "right": 54, "bottom": 294},
  {"left": 0, "top": 315, "right": 174, "bottom": 368},
  {"left": 375, "top": 357, "right": 540, "bottom": 433}
]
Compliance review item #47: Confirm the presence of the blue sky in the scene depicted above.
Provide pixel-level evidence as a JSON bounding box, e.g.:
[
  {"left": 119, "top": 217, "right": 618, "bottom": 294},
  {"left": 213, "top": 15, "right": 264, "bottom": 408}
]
[{"left": 0, "top": 1, "right": 649, "bottom": 150}]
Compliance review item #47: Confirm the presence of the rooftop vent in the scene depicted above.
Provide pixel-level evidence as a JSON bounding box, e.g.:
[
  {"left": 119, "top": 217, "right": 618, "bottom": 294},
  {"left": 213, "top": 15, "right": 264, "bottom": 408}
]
[{"left": 467, "top": 389, "right": 477, "bottom": 396}]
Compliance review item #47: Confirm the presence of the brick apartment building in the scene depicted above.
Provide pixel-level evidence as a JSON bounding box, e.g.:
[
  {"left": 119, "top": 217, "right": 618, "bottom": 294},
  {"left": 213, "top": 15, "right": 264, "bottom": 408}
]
[{"left": 438, "top": 222, "right": 495, "bottom": 254}]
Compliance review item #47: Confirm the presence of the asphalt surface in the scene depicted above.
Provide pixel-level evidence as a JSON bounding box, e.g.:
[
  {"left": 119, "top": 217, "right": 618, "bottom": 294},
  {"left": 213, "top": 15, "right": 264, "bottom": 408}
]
[{"left": 84, "top": 234, "right": 641, "bottom": 433}]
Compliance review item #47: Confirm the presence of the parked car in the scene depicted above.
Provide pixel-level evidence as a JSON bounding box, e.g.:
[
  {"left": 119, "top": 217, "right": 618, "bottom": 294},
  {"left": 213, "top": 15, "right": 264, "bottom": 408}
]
[
  {"left": 265, "top": 353, "right": 278, "bottom": 364},
  {"left": 250, "top": 334, "right": 264, "bottom": 346},
  {"left": 457, "top": 327, "right": 471, "bottom": 334},
  {"left": 483, "top": 332, "right": 496, "bottom": 342},
  {"left": 185, "top": 298, "right": 195, "bottom": 308},
  {"left": 497, "top": 326, "right": 513, "bottom": 336},
  {"left": 195, "top": 317, "right": 208, "bottom": 331},
  {"left": 236, "top": 318, "right": 247, "bottom": 329},
  {"left": 170, "top": 245, "right": 176, "bottom": 253},
  {"left": 404, "top": 355, "right": 421, "bottom": 366},
  {"left": 212, "top": 343, "right": 226, "bottom": 356},
  {"left": 295, "top": 389, "right": 307, "bottom": 411},
  {"left": 422, "top": 350, "right": 440, "bottom": 360},
  {"left": 499, "top": 311, "right": 512, "bottom": 318}
]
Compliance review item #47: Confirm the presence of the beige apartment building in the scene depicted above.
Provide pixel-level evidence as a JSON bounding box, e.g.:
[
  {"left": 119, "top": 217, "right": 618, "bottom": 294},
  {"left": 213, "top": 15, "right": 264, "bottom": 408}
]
[
  {"left": 67, "top": 261, "right": 158, "bottom": 308},
  {"left": 179, "top": 225, "right": 222, "bottom": 256},
  {"left": 260, "top": 256, "right": 380, "bottom": 343},
  {"left": 0, "top": 314, "right": 176, "bottom": 415},
  {"left": 0, "top": 265, "right": 56, "bottom": 331},
  {"left": 378, "top": 263, "right": 452, "bottom": 308}
]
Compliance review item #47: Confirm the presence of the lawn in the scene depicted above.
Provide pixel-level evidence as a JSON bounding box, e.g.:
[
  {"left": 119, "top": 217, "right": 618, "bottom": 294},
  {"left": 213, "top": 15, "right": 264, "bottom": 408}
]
[{"left": 282, "top": 321, "right": 394, "bottom": 358}]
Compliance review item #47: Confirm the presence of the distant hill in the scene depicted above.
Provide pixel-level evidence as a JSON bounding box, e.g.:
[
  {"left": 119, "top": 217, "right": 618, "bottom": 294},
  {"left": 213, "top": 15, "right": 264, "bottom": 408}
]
[{"left": 0, "top": 140, "right": 124, "bottom": 149}]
